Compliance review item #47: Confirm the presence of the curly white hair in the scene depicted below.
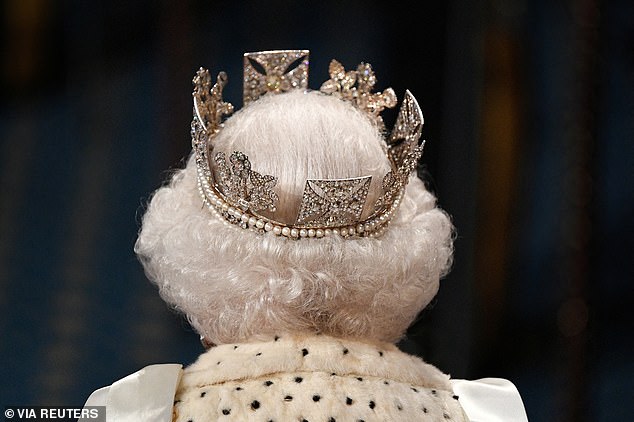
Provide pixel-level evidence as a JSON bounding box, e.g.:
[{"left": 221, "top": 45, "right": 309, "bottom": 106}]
[{"left": 135, "top": 90, "right": 453, "bottom": 345}]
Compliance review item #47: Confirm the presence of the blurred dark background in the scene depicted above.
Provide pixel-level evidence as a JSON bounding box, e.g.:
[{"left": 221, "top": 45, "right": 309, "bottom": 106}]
[{"left": 1, "top": 0, "right": 632, "bottom": 420}]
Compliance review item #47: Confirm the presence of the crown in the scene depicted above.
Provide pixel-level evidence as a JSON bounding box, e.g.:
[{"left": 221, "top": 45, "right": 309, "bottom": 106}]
[{"left": 191, "top": 50, "right": 424, "bottom": 239}]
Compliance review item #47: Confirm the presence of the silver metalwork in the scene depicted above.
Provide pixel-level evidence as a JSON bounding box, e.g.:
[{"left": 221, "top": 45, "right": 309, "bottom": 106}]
[
  {"left": 388, "top": 90, "right": 424, "bottom": 168},
  {"left": 243, "top": 50, "right": 309, "bottom": 105},
  {"left": 296, "top": 177, "right": 372, "bottom": 227},
  {"left": 191, "top": 50, "right": 426, "bottom": 239},
  {"left": 320, "top": 60, "right": 397, "bottom": 129},
  {"left": 192, "top": 69, "right": 233, "bottom": 135},
  {"left": 214, "top": 151, "right": 278, "bottom": 213}
]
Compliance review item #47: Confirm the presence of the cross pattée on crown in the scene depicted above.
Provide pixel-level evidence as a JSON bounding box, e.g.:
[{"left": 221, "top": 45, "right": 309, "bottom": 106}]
[{"left": 243, "top": 50, "right": 310, "bottom": 105}]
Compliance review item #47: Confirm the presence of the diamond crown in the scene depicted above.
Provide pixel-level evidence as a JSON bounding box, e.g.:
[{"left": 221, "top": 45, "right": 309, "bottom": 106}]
[{"left": 191, "top": 50, "right": 424, "bottom": 239}]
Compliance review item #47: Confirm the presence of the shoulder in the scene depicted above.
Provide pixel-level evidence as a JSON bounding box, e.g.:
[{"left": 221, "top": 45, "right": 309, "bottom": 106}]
[
  {"left": 82, "top": 364, "right": 182, "bottom": 422},
  {"left": 451, "top": 378, "right": 529, "bottom": 421},
  {"left": 174, "top": 335, "right": 468, "bottom": 421}
]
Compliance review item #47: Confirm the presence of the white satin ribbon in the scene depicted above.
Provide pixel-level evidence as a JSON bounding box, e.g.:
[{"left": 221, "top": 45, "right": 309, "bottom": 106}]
[
  {"left": 451, "top": 378, "right": 529, "bottom": 422},
  {"left": 82, "top": 364, "right": 182, "bottom": 422}
]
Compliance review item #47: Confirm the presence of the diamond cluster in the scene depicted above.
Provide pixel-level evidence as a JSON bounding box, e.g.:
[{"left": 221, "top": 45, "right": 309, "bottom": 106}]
[
  {"left": 320, "top": 60, "right": 397, "bottom": 130},
  {"left": 214, "top": 151, "right": 278, "bottom": 213},
  {"left": 297, "top": 177, "right": 372, "bottom": 227},
  {"left": 243, "top": 50, "right": 309, "bottom": 105}
]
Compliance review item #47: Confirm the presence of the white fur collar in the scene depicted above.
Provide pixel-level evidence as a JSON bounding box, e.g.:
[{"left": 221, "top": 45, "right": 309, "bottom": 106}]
[{"left": 178, "top": 334, "right": 451, "bottom": 393}]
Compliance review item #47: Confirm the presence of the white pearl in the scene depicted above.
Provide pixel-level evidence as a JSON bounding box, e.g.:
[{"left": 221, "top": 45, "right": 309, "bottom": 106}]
[
  {"left": 264, "top": 223, "right": 273, "bottom": 232},
  {"left": 281, "top": 227, "right": 291, "bottom": 237},
  {"left": 348, "top": 227, "right": 355, "bottom": 235},
  {"left": 273, "top": 226, "right": 282, "bottom": 235},
  {"left": 316, "top": 229, "right": 324, "bottom": 238},
  {"left": 332, "top": 229, "right": 340, "bottom": 236},
  {"left": 255, "top": 220, "right": 265, "bottom": 229},
  {"left": 324, "top": 229, "right": 332, "bottom": 236},
  {"left": 357, "top": 224, "right": 364, "bottom": 233},
  {"left": 299, "top": 229, "right": 308, "bottom": 237},
  {"left": 248, "top": 217, "right": 257, "bottom": 227},
  {"left": 290, "top": 228, "right": 299, "bottom": 238},
  {"left": 341, "top": 228, "right": 348, "bottom": 237},
  {"left": 308, "top": 229, "right": 316, "bottom": 238},
  {"left": 241, "top": 214, "right": 250, "bottom": 223}
]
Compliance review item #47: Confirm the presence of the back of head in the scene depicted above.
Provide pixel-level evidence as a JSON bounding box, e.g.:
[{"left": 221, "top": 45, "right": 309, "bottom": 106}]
[{"left": 135, "top": 54, "right": 454, "bottom": 346}]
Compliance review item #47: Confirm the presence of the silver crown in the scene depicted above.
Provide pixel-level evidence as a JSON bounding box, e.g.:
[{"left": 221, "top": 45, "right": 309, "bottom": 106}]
[{"left": 192, "top": 50, "right": 424, "bottom": 239}]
